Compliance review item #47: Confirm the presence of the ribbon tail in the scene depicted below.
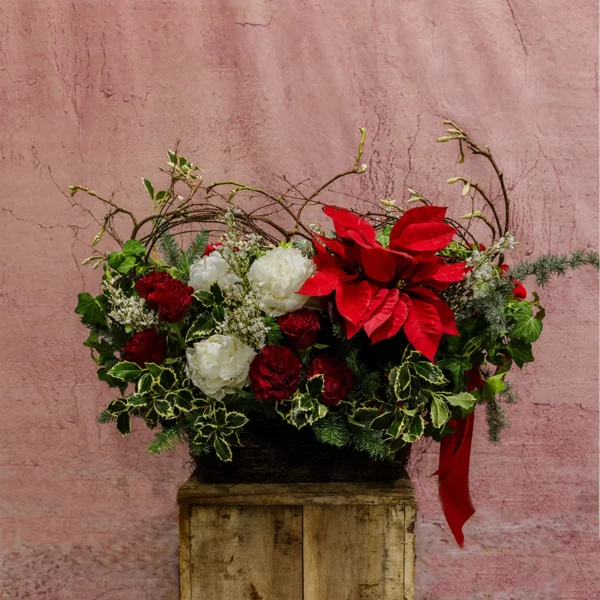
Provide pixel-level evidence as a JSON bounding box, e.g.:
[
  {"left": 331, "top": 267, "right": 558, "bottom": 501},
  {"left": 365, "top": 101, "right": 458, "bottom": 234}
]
[{"left": 437, "top": 412, "right": 476, "bottom": 547}]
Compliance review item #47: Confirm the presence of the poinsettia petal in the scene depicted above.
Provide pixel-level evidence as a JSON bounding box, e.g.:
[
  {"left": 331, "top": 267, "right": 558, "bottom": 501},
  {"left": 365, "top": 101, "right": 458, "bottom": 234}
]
[
  {"left": 323, "top": 205, "right": 377, "bottom": 248},
  {"left": 370, "top": 296, "right": 410, "bottom": 344},
  {"left": 297, "top": 270, "right": 340, "bottom": 296},
  {"left": 410, "top": 261, "right": 466, "bottom": 288},
  {"left": 389, "top": 206, "right": 447, "bottom": 245},
  {"left": 403, "top": 298, "right": 443, "bottom": 361},
  {"left": 406, "top": 287, "right": 458, "bottom": 335},
  {"left": 363, "top": 289, "right": 399, "bottom": 337},
  {"left": 392, "top": 222, "right": 456, "bottom": 252},
  {"left": 313, "top": 233, "right": 354, "bottom": 265},
  {"left": 360, "top": 246, "right": 398, "bottom": 282},
  {"left": 335, "top": 279, "right": 373, "bottom": 326}
]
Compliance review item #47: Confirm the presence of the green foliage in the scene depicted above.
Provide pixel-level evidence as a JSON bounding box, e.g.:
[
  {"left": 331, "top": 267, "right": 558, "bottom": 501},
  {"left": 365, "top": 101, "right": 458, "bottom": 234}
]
[
  {"left": 186, "top": 230, "right": 210, "bottom": 264},
  {"left": 509, "top": 250, "right": 599, "bottom": 286},
  {"left": 313, "top": 414, "right": 351, "bottom": 447},
  {"left": 159, "top": 230, "right": 184, "bottom": 270},
  {"left": 148, "top": 427, "right": 184, "bottom": 454}
]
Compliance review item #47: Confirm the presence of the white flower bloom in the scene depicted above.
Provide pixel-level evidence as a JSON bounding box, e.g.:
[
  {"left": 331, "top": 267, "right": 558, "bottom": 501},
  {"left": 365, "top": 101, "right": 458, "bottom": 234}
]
[
  {"left": 185, "top": 334, "right": 256, "bottom": 400},
  {"left": 189, "top": 251, "right": 241, "bottom": 292},
  {"left": 247, "top": 246, "right": 315, "bottom": 317}
]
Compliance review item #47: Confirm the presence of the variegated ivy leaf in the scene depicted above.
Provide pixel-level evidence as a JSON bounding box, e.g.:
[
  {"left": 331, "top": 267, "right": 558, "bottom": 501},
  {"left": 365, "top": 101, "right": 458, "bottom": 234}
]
[
  {"left": 482, "top": 375, "right": 505, "bottom": 402},
  {"left": 108, "top": 361, "right": 142, "bottom": 382},
  {"left": 306, "top": 374, "right": 324, "bottom": 399},
  {"left": 214, "top": 437, "right": 232, "bottom": 462},
  {"left": 348, "top": 407, "right": 380, "bottom": 427},
  {"left": 370, "top": 411, "right": 396, "bottom": 431},
  {"left": 430, "top": 395, "right": 450, "bottom": 429},
  {"left": 106, "top": 398, "right": 128, "bottom": 416},
  {"left": 288, "top": 394, "right": 327, "bottom": 429},
  {"left": 402, "top": 414, "right": 425, "bottom": 443},
  {"left": 413, "top": 361, "right": 446, "bottom": 385},
  {"left": 185, "top": 313, "right": 215, "bottom": 343},
  {"left": 509, "top": 304, "right": 543, "bottom": 343},
  {"left": 390, "top": 363, "right": 411, "bottom": 399},
  {"left": 116, "top": 412, "right": 132, "bottom": 436},
  {"left": 445, "top": 391, "right": 478, "bottom": 416}
]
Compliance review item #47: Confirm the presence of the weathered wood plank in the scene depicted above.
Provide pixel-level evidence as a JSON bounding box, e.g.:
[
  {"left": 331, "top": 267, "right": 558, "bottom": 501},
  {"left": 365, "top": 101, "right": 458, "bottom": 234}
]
[
  {"left": 188, "top": 504, "right": 303, "bottom": 600},
  {"left": 403, "top": 503, "right": 417, "bottom": 600},
  {"left": 303, "top": 504, "right": 407, "bottom": 600},
  {"left": 178, "top": 479, "right": 415, "bottom": 506},
  {"left": 178, "top": 504, "right": 192, "bottom": 600}
]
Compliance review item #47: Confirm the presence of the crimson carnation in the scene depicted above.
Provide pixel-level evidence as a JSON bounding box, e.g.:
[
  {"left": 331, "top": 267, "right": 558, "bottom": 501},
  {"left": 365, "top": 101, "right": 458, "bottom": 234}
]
[
  {"left": 249, "top": 345, "right": 302, "bottom": 401},
  {"left": 121, "top": 328, "right": 167, "bottom": 367},
  {"left": 135, "top": 271, "right": 172, "bottom": 300},
  {"left": 136, "top": 271, "right": 194, "bottom": 323},
  {"left": 203, "top": 242, "right": 223, "bottom": 256},
  {"left": 308, "top": 355, "right": 354, "bottom": 406},
  {"left": 277, "top": 309, "right": 321, "bottom": 350}
]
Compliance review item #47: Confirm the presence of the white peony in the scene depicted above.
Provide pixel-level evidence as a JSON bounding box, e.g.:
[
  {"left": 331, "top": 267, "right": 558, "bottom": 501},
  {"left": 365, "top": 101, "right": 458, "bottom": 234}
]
[
  {"left": 189, "top": 251, "right": 241, "bottom": 292},
  {"left": 185, "top": 334, "right": 256, "bottom": 400},
  {"left": 247, "top": 246, "right": 316, "bottom": 316}
]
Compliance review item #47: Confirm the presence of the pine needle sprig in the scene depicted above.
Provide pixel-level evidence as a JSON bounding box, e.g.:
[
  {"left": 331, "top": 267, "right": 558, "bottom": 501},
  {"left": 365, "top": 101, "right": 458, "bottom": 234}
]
[
  {"left": 158, "top": 229, "right": 184, "bottom": 269},
  {"left": 185, "top": 230, "right": 210, "bottom": 264},
  {"left": 508, "top": 250, "right": 599, "bottom": 287},
  {"left": 147, "top": 426, "right": 185, "bottom": 454},
  {"left": 484, "top": 395, "right": 508, "bottom": 445}
]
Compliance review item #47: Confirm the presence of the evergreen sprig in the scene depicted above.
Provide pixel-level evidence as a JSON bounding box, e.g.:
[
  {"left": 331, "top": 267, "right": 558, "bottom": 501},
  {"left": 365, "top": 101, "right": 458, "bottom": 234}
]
[
  {"left": 147, "top": 427, "right": 184, "bottom": 455},
  {"left": 509, "top": 250, "right": 599, "bottom": 286}
]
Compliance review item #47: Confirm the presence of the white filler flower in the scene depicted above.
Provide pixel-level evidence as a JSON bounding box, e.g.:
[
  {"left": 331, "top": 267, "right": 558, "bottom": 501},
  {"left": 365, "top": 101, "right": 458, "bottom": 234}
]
[
  {"left": 189, "top": 252, "right": 241, "bottom": 292},
  {"left": 247, "top": 246, "right": 315, "bottom": 316},
  {"left": 185, "top": 334, "right": 256, "bottom": 399}
]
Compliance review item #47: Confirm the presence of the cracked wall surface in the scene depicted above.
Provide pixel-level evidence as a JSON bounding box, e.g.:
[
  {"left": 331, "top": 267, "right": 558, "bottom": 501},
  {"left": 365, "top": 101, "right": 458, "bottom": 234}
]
[{"left": 0, "top": 1, "right": 598, "bottom": 599}]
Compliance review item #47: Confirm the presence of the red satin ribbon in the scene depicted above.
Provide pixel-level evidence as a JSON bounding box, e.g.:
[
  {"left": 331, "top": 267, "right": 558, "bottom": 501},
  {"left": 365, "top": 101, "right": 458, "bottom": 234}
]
[
  {"left": 434, "top": 412, "right": 475, "bottom": 547},
  {"left": 434, "top": 367, "right": 482, "bottom": 547}
]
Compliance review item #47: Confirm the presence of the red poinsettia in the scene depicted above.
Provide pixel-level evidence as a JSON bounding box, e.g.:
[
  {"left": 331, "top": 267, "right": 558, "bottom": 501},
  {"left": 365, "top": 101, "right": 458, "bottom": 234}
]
[{"left": 298, "top": 205, "right": 466, "bottom": 361}]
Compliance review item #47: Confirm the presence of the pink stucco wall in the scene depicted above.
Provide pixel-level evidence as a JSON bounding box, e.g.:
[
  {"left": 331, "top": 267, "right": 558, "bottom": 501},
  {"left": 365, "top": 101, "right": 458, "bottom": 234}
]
[{"left": 1, "top": 2, "right": 598, "bottom": 598}]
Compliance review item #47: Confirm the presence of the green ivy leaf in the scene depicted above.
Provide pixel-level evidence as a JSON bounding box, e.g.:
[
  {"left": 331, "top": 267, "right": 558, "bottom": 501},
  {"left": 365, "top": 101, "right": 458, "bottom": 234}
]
[
  {"left": 97, "top": 367, "right": 127, "bottom": 394},
  {"left": 445, "top": 391, "right": 478, "bottom": 415},
  {"left": 122, "top": 239, "right": 146, "bottom": 257},
  {"left": 116, "top": 255, "right": 137, "bottom": 274},
  {"left": 430, "top": 395, "right": 450, "bottom": 429},
  {"left": 214, "top": 437, "right": 232, "bottom": 462},
  {"left": 75, "top": 293, "right": 106, "bottom": 326},
  {"left": 509, "top": 304, "right": 543, "bottom": 343},
  {"left": 482, "top": 375, "right": 506, "bottom": 402},
  {"left": 507, "top": 339, "right": 535, "bottom": 368},
  {"left": 108, "top": 361, "right": 142, "bottom": 382}
]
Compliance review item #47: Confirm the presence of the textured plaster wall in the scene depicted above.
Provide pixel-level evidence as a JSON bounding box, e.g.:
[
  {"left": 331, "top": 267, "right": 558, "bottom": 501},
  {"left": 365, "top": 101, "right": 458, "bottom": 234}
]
[{"left": 0, "top": 1, "right": 598, "bottom": 599}]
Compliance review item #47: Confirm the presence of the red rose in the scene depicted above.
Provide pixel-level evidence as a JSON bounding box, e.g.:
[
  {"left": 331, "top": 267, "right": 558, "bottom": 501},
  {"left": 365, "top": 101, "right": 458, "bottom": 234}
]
[
  {"left": 135, "top": 271, "right": 172, "bottom": 300},
  {"left": 121, "top": 328, "right": 167, "bottom": 367},
  {"left": 307, "top": 355, "right": 354, "bottom": 405},
  {"left": 203, "top": 242, "right": 223, "bottom": 256},
  {"left": 249, "top": 345, "right": 301, "bottom": 401},
  {"left": 277, "top": 309, "right": 321, "bottom": 349},
  {"left": 136, "top": 271, "right": 194, "bottom": 323},
  {"left": 512, "top": 281, "right": 527, "bottom": 299}
]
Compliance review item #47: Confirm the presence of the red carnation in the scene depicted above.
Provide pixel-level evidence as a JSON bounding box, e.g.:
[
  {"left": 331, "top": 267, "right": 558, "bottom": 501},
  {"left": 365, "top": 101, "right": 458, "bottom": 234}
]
[
  {"left": 498, "top": 264, "right": 527, "bottom": 299},
  {"left": 135, "top": 271, "right": 172, "bottom": 300},
  {"left": 307, "top": 355, "right": 354, "bottom": 405},
  {"left": 512, "top": 281, "right": 527, "bottom": 299},
  {"left": 121, "top": 328, "right": 167, "bottom": 367},
  {"left": 136, "top": 271, "right": 194, "bottom": 323},
  {"left": 277, "top": 309, "right": 321, "bottom": 349},
  {"left": 203, "top": 242, "right": 223, "bottom": 256},
  {"left": 249, "top": 346, "right": 302, "bottom": 401},
  {"left": 298, "top": 205, "right": 465, "bottom": 361}
]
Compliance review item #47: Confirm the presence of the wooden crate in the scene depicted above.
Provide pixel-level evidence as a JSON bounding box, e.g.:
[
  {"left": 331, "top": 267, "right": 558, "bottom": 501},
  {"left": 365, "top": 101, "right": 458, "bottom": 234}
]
[{"left": 178, "top": 478, "right": 416, "bottom": 600}]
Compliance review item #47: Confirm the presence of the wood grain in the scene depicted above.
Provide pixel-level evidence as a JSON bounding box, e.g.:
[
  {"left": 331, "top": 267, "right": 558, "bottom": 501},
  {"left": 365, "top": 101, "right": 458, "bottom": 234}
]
[
  {"left": 178, "top": 479, "right": 415, "bottom": 506},
  {"left": 178, "top": 504, "right": 192, "bottom": 600},
  {"left": 303, "top": 504, "right": 408, "bottom": 600},
  {"left": 188, "top": 504, "right": 303, "bottom": 599}
]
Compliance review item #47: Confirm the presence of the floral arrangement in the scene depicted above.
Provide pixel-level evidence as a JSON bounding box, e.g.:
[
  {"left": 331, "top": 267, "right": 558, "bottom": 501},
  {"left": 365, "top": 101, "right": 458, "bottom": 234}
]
[{"left": 73, "top": 121, "right": 598, "bottom": 545}]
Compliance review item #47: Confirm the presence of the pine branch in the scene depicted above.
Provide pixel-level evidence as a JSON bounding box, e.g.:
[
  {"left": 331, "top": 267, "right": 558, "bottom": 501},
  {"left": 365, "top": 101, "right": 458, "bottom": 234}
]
[
  {"left": 147, "top": 427, "right": 184, "bottom": 454},
  {"left": 499, "top": 380, "right": 518, "bottom": 405},
  {"left": 158, "top": 229, "right": 184, "bottom": 269},
  {"left": 98, "top": 410, "right": 117, "bottom": 424},
  {"left": 350, "top": 427, "right": 389, "bottom": 460},
  {"left": 508, "top": 250, "right": 599, "bottom": 287},
  {"left": 313, "top": 414, "right": 351, "bottom": 447},
  {"left": 484, "top": 395, "right": 508, "bottom": 444},
  {"left": 185, "top": 230, "right": 210, "bottom": 263}
]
